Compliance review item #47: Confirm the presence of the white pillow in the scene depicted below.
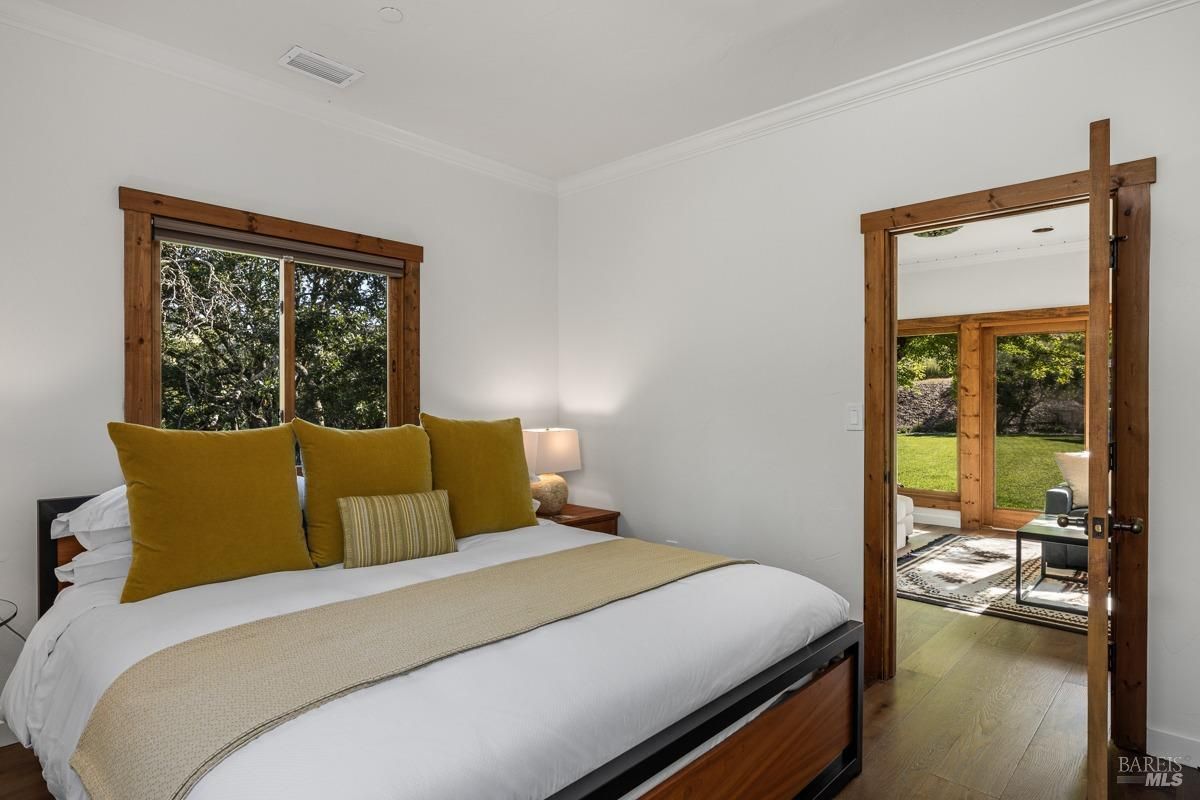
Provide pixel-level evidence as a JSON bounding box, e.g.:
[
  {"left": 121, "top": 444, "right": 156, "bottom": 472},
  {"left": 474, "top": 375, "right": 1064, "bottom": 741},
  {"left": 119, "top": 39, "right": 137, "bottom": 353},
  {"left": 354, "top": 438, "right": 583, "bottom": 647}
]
[
  {"left": 1054, "top": 451, "right": 1090, "bottom": 500},
  {"left": 50, "top": 486, "right": 129, "bottom": 540},
  {"left": 76, "top": 526, "right": 133, "bottom": 550},
  {"left": 54, "top": 540, "right": 132, "bottom": 586},
  {"left": 53, "top": 478, "right": 308, "bottom": 549}
]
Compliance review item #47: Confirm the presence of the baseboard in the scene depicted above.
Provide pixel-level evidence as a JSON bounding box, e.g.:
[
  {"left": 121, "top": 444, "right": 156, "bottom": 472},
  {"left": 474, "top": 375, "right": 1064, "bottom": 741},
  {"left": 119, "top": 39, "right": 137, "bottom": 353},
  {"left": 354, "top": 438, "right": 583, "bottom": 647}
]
[
  {"left": 0, "top": 721, "right": 17, "bottom": 747},
  {"left": 913, "top": 507, "right": 961, "bottom": 528},
  {"left": 1147, "top": 726, "right": 1200, "bottom": 769}
]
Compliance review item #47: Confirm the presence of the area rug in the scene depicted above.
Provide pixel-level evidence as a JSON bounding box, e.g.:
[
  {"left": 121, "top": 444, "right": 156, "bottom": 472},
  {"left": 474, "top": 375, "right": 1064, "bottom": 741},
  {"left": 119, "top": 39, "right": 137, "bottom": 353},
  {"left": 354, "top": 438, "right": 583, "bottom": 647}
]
[{"left": 897, "top": 533, "right": 1088, "bottom": 633}]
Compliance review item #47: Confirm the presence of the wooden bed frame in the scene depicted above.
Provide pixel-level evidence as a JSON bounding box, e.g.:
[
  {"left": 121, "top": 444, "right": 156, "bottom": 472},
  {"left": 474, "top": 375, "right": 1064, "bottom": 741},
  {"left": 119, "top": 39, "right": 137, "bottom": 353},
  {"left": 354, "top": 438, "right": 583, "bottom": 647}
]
[{"left": 37, "top": 495, "right": 863, "bottom": 800}]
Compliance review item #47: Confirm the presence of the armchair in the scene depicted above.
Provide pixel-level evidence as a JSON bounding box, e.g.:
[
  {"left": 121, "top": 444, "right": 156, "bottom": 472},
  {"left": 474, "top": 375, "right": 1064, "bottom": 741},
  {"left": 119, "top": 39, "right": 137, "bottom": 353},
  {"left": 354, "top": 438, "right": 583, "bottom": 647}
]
[{"left": 1042, "top": 483, "right": 1088, "bottom": 570}]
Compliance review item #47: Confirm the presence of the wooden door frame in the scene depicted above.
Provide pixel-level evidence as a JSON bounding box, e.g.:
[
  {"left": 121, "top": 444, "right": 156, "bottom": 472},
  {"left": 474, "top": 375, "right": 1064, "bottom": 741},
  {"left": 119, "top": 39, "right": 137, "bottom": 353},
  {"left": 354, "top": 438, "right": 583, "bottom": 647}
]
[{"left": 859, "top": 159, "right": 1155, "bottom": 709}]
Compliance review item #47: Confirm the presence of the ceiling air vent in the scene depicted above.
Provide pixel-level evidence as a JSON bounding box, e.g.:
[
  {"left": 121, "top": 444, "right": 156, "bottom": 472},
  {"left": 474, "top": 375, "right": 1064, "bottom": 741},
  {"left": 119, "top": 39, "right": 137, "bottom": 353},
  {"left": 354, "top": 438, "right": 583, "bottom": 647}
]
[{"left": 277, "top": 46, "right": 363, "bottom": 88}]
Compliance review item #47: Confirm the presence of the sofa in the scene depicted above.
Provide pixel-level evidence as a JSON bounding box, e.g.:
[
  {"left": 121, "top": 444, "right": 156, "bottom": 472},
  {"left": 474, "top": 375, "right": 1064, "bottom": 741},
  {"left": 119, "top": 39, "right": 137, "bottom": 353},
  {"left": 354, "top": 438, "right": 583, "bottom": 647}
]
[
  {"left": 1043, "top": 482, "right": 1088, "bottom": 570},
  {"left": 896, "top": 493, "right": 914, "bottom": 550}
]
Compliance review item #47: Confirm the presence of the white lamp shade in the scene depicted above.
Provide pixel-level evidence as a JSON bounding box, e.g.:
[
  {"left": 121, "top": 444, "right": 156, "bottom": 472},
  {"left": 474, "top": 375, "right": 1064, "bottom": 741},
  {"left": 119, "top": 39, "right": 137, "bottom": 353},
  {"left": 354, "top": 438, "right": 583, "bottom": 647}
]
[{"left": 523, "top": 428, "right": 581, "bottom": 475}]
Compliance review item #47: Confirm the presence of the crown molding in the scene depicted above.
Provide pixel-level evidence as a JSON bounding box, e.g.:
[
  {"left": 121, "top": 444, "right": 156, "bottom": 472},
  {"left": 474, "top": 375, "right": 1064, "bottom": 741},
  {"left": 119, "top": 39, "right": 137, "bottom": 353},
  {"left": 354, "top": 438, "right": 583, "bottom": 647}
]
[
  {"left": 559, "top": 0, "right": 1198, "bottom": 197},
  {"left": 899, "top": 239, "right": 1087, "bottom": 273},
  {"left": 0, "top": 0, "right": 557, "bottom": 195}
]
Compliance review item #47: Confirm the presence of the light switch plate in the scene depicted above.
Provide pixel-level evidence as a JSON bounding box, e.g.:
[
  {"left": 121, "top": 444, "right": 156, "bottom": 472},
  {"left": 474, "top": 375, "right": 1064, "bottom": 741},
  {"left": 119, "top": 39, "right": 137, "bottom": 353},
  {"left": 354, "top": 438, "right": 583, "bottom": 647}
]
[{"left": 846, "top": 402, "right": 864, "bottom": 431}]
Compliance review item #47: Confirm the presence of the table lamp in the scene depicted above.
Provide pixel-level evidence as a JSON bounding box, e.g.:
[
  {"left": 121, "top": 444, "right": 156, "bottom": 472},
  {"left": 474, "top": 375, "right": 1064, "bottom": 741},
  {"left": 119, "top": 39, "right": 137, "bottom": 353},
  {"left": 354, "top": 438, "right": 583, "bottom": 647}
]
[{"left": 523, "top": 428, "right": 581, "bottom": 515}]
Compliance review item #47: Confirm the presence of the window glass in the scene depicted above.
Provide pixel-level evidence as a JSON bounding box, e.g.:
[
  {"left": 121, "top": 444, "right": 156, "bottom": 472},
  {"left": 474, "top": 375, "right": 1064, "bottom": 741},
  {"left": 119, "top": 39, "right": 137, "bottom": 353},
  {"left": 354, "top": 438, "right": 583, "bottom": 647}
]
[
  {"left": 993, "top": 331, "right": 1086, "bottom": 509},
  {"left": 896, "top": 333, "right": 958, "bottom": 493},
  {"left": 160, "top": 242, "right": 280, "bottom": 430},
  {"left": 294, "top": 263, "right": 387, "bottom": 429}
]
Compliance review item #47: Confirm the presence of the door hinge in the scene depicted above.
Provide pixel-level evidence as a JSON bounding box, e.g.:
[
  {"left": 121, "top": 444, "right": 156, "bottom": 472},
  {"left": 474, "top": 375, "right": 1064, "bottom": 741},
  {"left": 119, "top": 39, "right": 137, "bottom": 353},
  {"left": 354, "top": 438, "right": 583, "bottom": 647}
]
[
  {"left": 1109, "top": 234, "right": 1128, "bottom": 270},
  {"left": 1108, "top": 441, "right": 1117, "bottom": 472}
]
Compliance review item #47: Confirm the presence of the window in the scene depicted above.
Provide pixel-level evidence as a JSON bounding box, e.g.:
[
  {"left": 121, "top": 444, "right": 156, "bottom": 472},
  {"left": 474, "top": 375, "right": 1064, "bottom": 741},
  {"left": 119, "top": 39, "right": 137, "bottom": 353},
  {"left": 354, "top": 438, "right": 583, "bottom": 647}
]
[
  {"left": 161, "top": 243, "right": 281, "bottom": 430},
  {"left": 121, "top": 188, "right": 423, "bottom": 430},
  {"left": 895, "top": 333, "right": 958, "bottom": 495},
  {"left": 991, "top": 331, "right": 1085, "bottom": 510},
  {"left": 293, "top": 262, "right": 388, "bottom": 429},
  {"left": 895, "top": 307, "right": 1089, "bottom": 529}
]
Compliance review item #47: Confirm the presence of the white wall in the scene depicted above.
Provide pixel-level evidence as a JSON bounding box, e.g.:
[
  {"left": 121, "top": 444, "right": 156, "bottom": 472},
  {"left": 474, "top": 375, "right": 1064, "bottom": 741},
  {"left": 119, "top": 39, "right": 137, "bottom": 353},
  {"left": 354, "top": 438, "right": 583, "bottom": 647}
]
[
  {"left": 898, "top": 248, "right": 1087, "bottom": 319},
  {"left": 558, "top": 4, "right": 1200, "bottom": 763},
  {"left": 0, "top": 20, "right": 558, "bottom": 731}
]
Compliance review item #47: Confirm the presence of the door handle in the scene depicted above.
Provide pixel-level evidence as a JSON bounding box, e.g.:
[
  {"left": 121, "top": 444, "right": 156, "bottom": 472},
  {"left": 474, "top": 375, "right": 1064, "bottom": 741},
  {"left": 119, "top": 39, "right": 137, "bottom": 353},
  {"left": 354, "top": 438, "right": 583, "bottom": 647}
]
[{"left": 1111, "top": 516, "right": 1145, "bottom": 535}]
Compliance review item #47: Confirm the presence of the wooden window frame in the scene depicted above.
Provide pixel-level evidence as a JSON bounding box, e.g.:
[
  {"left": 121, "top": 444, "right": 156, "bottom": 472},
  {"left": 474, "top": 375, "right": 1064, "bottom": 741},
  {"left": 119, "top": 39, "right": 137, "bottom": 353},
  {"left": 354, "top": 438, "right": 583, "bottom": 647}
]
[
  {"left": 861, "top": 157, "right": 1155, "bottom": 685},
  {"left": 120, "top": 187, "right": 424, "bottom": 428}
]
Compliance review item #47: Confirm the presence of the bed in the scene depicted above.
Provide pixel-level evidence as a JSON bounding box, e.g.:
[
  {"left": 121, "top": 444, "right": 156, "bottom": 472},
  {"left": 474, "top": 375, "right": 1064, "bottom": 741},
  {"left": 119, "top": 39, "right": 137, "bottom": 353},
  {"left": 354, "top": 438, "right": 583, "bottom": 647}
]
[{"left": 3, "top": 496, "right": 863, "bottom": 800}]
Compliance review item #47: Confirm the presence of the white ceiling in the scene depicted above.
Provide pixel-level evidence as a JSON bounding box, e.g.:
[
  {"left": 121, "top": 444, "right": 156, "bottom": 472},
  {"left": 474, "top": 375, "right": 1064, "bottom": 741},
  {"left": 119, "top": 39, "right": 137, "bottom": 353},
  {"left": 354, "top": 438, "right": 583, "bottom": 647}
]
[
  {"left": 898, "top": 204, "right": 1089, "bottom": 270},
  {"left": 40, "top": 0, "right": 1082, "bottom": 179}
]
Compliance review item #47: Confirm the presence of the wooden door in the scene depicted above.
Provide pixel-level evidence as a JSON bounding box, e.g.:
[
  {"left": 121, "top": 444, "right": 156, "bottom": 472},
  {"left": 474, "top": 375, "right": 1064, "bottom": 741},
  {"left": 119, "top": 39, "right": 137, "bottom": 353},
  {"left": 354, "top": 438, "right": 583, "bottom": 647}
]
[
  {"left": 1084, "top": 117, "right": 1152, "bottom": 795},
  {"left": 1085, "top": 118, "right": 1113, "bottom": 799}
]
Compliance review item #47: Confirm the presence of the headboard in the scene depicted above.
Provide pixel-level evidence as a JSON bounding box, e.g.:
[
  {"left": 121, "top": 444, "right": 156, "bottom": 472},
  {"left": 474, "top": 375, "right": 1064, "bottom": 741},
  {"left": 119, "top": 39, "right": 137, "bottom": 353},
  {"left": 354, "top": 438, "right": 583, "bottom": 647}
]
[{"left": 37, "top": 496, "right": 96, "bottom": 618}]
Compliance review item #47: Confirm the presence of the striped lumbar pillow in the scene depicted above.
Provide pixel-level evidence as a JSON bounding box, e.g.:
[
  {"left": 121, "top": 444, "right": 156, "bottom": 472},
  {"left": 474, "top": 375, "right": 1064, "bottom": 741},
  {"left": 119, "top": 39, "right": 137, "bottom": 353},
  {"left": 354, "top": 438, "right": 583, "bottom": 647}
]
[{"left": 337, "top": 490, "right": 457, "bottom": 569}]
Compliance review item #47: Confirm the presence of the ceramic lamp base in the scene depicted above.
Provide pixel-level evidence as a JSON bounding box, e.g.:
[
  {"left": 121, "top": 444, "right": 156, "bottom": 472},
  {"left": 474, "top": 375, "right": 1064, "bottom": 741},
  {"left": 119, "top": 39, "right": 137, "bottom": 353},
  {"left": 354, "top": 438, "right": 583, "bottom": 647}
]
[{"left": 531, "top": 473, "right": 569, "bottom": 515}]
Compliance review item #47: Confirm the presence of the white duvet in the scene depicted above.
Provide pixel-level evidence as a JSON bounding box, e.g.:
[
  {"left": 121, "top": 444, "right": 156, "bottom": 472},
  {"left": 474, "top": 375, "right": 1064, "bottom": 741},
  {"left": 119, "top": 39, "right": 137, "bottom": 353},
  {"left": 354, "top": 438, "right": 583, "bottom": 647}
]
[{"left": 2, "top": 523, "right": 849, "bottom": 800}]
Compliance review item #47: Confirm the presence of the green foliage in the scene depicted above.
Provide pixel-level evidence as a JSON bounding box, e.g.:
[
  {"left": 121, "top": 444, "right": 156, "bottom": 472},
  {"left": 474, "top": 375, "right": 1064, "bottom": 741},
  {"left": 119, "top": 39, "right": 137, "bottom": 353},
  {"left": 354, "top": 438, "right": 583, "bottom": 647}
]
[
  {"left": 995, "top": 332, "right": 1084, "bottom": 434},
  {"left": 294, "top": 264, "right": 386, "bottom": 429},
  {"left": 161, "top": 244, "right": 280, "bottom": 430},
  {"left": 161, "top": 243, "right": 386, "bottom": 431},
  {"left": 896, "top": 334, "right": 956, "bottom": 388}
]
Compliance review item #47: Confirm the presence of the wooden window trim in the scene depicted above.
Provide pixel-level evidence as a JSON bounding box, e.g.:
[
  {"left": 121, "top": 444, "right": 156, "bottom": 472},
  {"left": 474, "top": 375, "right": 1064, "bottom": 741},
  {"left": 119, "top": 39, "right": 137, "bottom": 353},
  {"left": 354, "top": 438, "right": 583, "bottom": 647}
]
[
  {"left": 897, "top": 488, "right": 960, "bottom": 511},
  {"left": 279, "top": 258, "right": 297, "bottom": 422},
  {"left": 121, "top": 188, "right": 424, "bottom": 427},
  {"left": 898, "top": 305, "right": 1089, "bottom": 330}
]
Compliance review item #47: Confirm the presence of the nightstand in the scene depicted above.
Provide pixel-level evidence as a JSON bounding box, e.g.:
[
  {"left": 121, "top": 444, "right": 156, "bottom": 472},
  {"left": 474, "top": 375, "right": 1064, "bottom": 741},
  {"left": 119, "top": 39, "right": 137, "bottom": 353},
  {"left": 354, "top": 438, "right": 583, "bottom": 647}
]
[{"left": 539, "top": 504, "right": 620, "bottom": 535}]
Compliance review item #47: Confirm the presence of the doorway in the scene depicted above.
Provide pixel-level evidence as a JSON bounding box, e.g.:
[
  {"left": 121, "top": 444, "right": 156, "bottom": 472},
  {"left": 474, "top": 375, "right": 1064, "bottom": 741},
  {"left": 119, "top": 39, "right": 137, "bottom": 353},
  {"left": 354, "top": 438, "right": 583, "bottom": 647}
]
[
  {"left": 859, "top": 142, "right": 1155, "bottom": 788},
  {"left": 893, "top": 206, "right": 1092, "bottom": 634}
]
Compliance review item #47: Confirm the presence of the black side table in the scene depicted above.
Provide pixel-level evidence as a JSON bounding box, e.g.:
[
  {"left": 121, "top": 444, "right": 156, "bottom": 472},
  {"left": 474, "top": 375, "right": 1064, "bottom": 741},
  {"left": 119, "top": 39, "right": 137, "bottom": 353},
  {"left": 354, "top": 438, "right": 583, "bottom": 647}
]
[
  {"left": 1, "top": 599, "right": 25, "bottom": 642},
  {"left": 1015, "top": 514, "right": 1090, "bottom": 617}
]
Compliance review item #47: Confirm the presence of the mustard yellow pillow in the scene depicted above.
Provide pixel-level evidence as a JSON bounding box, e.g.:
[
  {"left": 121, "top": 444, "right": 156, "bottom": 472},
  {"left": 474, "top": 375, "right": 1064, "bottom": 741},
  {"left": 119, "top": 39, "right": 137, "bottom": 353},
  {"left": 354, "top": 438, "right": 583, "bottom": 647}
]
[
  {"left": 292, "top": 419, "right": 432, "bottom": 566},
  {"left": 337, "top": 490, "right": 457, "bottom": 569},
  {"left": 107, "top": 422, "right": 312, "bottom": 603},
  {"left": 420, "top": 413, "right": 538, "bottom": 538}
]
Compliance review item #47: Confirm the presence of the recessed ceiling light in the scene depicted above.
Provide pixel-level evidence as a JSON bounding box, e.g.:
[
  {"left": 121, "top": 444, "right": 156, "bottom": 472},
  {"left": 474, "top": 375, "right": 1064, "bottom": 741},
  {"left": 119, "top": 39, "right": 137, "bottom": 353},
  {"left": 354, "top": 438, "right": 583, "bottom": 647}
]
[
  {"left": 1032, "top": 226, "right": 1055, "bottom": 234},
  {"left": 913, "top": 226, "right": 963, "bottom": 238},
  {"left": 378, "top": 6, "right": 404, "bottom": 22}
]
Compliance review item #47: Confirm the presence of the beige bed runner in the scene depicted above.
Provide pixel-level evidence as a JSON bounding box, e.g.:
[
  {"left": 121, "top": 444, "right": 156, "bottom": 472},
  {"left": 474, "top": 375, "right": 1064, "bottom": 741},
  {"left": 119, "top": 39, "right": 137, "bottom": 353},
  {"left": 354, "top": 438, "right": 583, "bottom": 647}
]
[{"left": 71, "top": 538, "right": 747, "bottom": 800}]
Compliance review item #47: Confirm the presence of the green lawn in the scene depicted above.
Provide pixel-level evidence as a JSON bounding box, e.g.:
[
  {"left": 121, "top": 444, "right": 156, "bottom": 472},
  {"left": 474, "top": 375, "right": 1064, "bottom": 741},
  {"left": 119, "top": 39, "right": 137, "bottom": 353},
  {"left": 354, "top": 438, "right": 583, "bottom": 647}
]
[{"left": 897, "top": 433, "right": 1085, "bottom": 510}]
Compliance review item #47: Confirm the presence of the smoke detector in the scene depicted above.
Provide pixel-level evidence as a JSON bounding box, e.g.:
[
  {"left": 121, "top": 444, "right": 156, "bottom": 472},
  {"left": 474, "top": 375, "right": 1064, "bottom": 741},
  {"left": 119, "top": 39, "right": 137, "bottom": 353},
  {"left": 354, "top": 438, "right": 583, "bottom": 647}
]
[{"left": 277, "top": 46, "right": 364, "bottom": 88}]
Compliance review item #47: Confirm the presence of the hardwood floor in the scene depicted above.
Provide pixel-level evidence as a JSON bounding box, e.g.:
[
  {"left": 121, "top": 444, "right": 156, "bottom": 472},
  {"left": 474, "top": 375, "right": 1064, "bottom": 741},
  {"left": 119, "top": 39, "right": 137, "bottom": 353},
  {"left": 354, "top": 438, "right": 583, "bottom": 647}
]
[
  {"left": 843, "top": 599, "right": 1197, "bottom": 799},
  {"left": 0, "top": 601, "right": 1192, "bottom": 799}
]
